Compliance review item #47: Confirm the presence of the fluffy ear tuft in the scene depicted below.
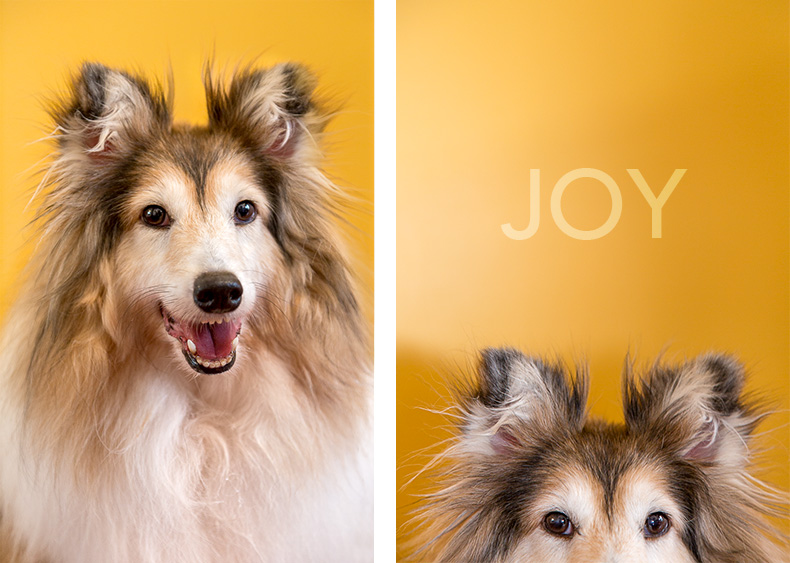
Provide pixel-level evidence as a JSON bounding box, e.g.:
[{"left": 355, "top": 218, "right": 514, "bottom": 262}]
[
  {"left": 461, "top": 348, "right": 588, "bottom": 456},
  {"left": 51, "top": 63, "right": 170, "bottom": 159},
  {"left": 205, "top": 63, "right": 323, "bottom": 160},
  {"left": 624, "top": 354, "right": 757, "bottom": 467}
]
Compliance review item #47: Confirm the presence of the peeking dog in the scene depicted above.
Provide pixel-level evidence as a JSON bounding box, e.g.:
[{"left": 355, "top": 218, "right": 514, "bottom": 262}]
[
  {"left": 0, "top": 63, "right": 371, "bottom": 562},
  {"left": 411, "top": 349, "right": 787, "bottom": 562}
]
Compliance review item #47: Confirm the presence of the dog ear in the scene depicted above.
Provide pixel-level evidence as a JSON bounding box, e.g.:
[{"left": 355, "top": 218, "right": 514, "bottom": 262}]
[
  {"left": 461, "top": 348, "right": 588, "bottom": 456},
  {"left": 205, "top": 63, "right": 322, "bottom": 160},
  {"left": 623, "top": 354, "right": 758, "bottom": 467},
  {"left": 52, "top": 63, "right": 170, "bottom": 159}
]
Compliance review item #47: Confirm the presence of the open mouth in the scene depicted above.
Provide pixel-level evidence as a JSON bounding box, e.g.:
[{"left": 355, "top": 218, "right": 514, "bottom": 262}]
[{"left": 161, "top": 307, "right": 242, "bottom": 375}]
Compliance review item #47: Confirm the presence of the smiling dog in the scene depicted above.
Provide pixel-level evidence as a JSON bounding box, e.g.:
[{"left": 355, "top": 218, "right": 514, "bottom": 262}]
[{"left": 0, "top": 63, "right": 371, "bottom": 562}]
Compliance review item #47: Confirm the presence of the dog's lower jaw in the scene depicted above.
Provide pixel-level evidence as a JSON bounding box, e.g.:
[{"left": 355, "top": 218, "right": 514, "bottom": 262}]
[{"left": 182, "top": 348, "right": 236, "bottom": 374}]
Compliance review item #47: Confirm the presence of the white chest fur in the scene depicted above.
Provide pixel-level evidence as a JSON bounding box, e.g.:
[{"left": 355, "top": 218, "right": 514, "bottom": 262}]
[{"left": 0, "top": 358, "right": 373, "bottom": 563}]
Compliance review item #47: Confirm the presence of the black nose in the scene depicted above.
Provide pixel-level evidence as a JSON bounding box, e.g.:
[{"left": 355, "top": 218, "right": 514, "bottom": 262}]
[{"left": 193, "top": 272, "right": 243, "bottom": 314}]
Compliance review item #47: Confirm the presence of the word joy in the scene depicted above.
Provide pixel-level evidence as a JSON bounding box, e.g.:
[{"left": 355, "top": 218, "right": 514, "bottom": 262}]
[{"left": 502, "top": 168, "right": 686, "bottom": 240}]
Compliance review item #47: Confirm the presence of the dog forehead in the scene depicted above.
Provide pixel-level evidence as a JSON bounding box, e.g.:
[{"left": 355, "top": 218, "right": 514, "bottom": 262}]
[
  {"left": 159, "top": 130, "right": 225, "bottom": 192},
  {"left": 510, "top": 458, "right": 694, "bottom": 563},
  {"left": 536, "top": 444, "right": 678, "bottom": 522},
  {"left": 130, "top": 151, "right": 266, "bottom": 211},
  {"left": 526, "top": 426, "right": 637, "bottom": 513},
  {"left": 139, "top": 129, "right": 270, "bottom": 203},
  {"left": 528, "top": 460, "right": 676, "bottom": 525}
]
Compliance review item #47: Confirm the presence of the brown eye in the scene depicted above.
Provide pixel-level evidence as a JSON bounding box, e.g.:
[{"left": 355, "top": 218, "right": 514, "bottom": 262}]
[
  {"left": 141, "top": 205, "right": 170, "bottom": 228},
  {"left": 234, "top": 200, "right": 257, "bottom": 224},
  {"left": 543, "top": 511, "right": 575, "bottom": 538},
  {"left": 643, "top": 512, "right": 670, "bottom": 538}
]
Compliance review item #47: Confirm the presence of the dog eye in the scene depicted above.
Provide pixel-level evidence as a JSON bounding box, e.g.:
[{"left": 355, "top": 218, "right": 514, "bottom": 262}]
[
  {"left": 543, "top": 511, "right": 575, "bottom": 538},
  {"left": 141, "top": 205, "right": 170, "bottom": 228},
  {"left": 234, "top": 200, "right": 257, "bottom": 224},
  {"left": 643, "top": 512, "right": 670, "bottom": 538}
]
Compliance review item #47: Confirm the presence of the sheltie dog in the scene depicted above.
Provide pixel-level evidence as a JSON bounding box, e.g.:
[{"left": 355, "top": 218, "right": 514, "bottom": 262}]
[
  {"left": 411, "top": 348, "right": 787, "bottom": 562},
  {"left": 0, "top": 62, "right": 371, "bottom": 562}
]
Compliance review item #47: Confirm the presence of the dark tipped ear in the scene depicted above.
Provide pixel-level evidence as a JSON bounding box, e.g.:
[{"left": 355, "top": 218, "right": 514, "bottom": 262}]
[
  {"left": 74, "top": 63, "right": 110, "bottom": 121},
  {"left": 700, "top": 355, "right": 745, "bottom": 416},
  {"left": 52, "top": 63, "right": 169, "bottom": 158},
  {"left": 624, "top": 354, "right": 757, "bottom": 466},
  {"left": 460, "top": 348, "right": 588, "bottom": 456},
  {"left": 476, "top": 348, "right": 587, "bottom": 423},
  {"left": 479, "top": 348, "right": 518, "bottom": 409},
  {"left": 205, "top": 63, "right": 322, "bottom": 160}
]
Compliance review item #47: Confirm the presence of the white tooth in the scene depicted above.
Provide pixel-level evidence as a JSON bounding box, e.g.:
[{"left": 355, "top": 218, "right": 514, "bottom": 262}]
[
  {"left": 187, "top": 340, "right": 197, "bottom": 355},
  {"left": 232, "top": 337, "right": 239, "bottom": 351}
]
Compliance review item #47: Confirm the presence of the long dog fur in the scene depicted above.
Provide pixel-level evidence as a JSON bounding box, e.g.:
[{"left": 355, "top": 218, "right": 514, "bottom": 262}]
[
  {"left": 0, "top": 62, "right": 371, "bottom": 562},
  {"left": 409, "top": 349, "right": 787, "bottom": 562}
]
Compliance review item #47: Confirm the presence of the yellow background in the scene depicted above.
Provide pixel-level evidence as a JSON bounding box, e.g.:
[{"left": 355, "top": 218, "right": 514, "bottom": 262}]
[
  {"left": 0, "top": 0, "right": 373, "bottom": 323},
  {"left": 397, "top": 0, "right": 789, "bottom": 555}
]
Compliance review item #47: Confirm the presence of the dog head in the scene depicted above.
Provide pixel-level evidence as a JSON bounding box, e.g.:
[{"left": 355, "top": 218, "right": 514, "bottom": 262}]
[
  {"left": 415, "top": 349, "right": 783, "bottom": 562},
  {"left": 36, "top": 62, "right": 357, "bottom": 377}
]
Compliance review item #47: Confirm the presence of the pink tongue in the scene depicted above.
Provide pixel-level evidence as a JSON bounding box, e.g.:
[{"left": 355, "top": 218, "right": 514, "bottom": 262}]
[{"left": 188, "top": 321, "right": 239, "bottom": 360}]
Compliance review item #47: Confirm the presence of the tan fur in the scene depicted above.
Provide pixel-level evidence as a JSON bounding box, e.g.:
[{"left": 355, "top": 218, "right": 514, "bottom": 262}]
[
  {"left": 0, "top": 62, "right": 371, "bottom": 562},
  {"left": 408, "top": 349, "right": 787, "bottom": 563}
]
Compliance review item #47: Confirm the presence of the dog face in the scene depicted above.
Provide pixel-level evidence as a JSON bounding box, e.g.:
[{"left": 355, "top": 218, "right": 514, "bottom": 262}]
[
  {"left": 415, "top": 349, "right": 781, "bottom": 562},
  {"left": 501, "top": 434, "right": 697, "bottom": 563},
  {"left": 40, "top": 63, "right": 345, "bottom": 376},
  {"left": 112, "top": 146, "right": 278, "bottom": 374}
]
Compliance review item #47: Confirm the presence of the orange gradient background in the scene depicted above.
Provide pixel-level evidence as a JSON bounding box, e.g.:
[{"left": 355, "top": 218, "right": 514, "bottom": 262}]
[
  {"left": 0, "top": 0, "right": 373, "bottom": 323},
  {"left": 397, "top": 0, "right": 789, "bottom": 556}
]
